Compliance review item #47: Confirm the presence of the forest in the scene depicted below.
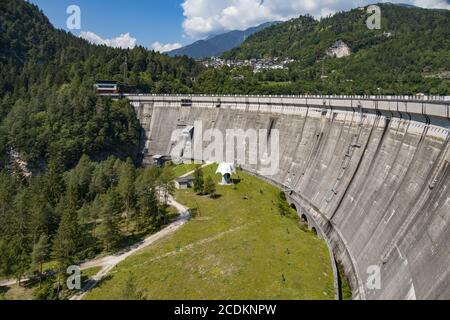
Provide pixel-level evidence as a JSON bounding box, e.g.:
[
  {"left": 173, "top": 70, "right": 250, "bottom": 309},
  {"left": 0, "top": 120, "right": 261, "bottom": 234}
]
[
  {"left": 221, "top": 3, "right": 450, "bottom": 95},
  {"left": 0, "top": 155, "right": 176, "bottom": 299},
  {"left": 0, "top": 0, "right": 185, "bottom": 299}
]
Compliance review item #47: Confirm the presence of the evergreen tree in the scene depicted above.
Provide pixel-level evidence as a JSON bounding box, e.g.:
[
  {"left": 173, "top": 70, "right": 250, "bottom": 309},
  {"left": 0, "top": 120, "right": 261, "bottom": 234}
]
[
  {"left": 158, "top": 166, "right": 175, "bottom": 205},
  {"left": 89, "top": 156, "right": 118, "bottom": 197},
  {"left": 117, "top": 158, "right": 136, "bottom": 230},
  {"left": 8, "top": 189, "right": 32, "bottom": 285},
  {"left": 193, "top": 167, "right": 204, "bottom": 194},
  {"left": 30, "top": 234, "right": 50, "bottom": 285},
  {"left": 32, "top": 277, "right": 58, "bottom": 300},
  {"left": 156, "top": 204, "right": 169, "bottom": 228},
  {"left": 43, "top": 158, "right": 65, "bottom": 207},
  {"left": 65, "top": 155, "right": 94, "bottom": 204},
  {"left": 136, "top": 186, "right": 159, "bottom": 231},
  {"left": 28, "top": 180, "right": 54, "bottom": 243},
  {"left": 204, "top": 176, "right": 216, "bottom": 197},
  {"left": 0, "top": 172, "right": 15, "bottom": 235},
  {"left": 277, "top": 191, "right": 291, "bottom": 217},
  {"left": 97, "top": 191, "right": 121, "bottom": 251},
  {"left": 52, "top": 207, "right": 84, "bottom": 292}
]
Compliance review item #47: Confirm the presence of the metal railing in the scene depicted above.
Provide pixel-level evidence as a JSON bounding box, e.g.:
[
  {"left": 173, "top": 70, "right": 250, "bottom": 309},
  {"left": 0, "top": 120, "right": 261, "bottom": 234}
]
[{"left": 124, "top": 93, "right": 450, "bottom": 103}]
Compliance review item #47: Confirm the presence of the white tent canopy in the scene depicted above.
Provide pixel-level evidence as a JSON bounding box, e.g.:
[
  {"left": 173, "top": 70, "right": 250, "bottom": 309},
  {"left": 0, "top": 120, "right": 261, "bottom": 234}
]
[
  {"left": 216, "top": 163, "right": 236, "bottom": 185},
  {"left": 216, "top": 163, "right": 236, "bottom": 176}
]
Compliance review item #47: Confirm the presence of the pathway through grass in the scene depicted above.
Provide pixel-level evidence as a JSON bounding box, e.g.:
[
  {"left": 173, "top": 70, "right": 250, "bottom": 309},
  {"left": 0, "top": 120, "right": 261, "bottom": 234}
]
[{"left": 85, "top": 165, "right": 334, "bottom": 300}]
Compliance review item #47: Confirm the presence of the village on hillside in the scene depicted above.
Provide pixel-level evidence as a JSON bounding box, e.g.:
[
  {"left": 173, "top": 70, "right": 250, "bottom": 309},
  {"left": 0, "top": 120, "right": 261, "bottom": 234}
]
[{"left": 201, "top": 57, "right": 296, "bottom": 73}]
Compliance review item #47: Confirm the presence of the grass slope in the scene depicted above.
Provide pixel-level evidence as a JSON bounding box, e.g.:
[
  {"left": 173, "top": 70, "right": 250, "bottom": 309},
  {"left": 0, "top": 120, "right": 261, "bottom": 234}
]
[{"left": 85, "top": 165, "right": 334, "bottom": 300}]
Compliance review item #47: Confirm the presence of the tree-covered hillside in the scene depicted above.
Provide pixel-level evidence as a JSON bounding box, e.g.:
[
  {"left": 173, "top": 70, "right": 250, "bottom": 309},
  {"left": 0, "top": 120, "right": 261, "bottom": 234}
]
[
  {"left": 221, "top": 3, "right": 450, "bottom": 95},
  {"left": 0, "top": 0, "right": 203, "bottom": 170},
  {"left": 1, "top": 1, "right": 449, "bottom": 168},
  {"left": 0, "top": 0, "right": 197, "bottom": 298}
]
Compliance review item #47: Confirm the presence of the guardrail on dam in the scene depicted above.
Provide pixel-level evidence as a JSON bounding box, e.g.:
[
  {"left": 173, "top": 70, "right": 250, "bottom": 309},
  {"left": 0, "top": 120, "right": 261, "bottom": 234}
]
[{"left": 127, "top": 94, "right": 450, "bottom": 300}]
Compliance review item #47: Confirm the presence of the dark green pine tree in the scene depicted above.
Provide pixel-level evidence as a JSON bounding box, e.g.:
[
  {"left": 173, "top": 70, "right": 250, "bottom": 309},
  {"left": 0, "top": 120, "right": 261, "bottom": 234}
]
[
  {"left": 203, "top": 176, "right": 216, "bottom": 197},
  {"left": 30, "top": 234, "right": 50, "bottom": 286},
  {"left": 277, "top": 191, "right": 291, "bottom": 217},
  {"left": 8, "top": 189, "right": 33, "bottom": 285},
  {"left": 65, "top": 155, "right": 94, "bottom": 204},
  {"left": 28, "top": 178, "right": 54, "bottom": 242},
  {"left": 42, "top": 158, "right": 65, "bottom": 207},
  {"left": 51, "top": 207, "right": 84, "bottom": 292},
  {"left": 193, "top": 167, "right": 204, "bottom": 194},
  {"left": 117, "top": 158, "right": 136, "bottom": 231},
  {"left": 136, "top": 186, "right": 159, "bottom": 231},
  {"left": 158, "top": 165, "right": 175, "bottom": 207},
  {"left": 97, "top": 191, "right": 121, "bottom": 252}
]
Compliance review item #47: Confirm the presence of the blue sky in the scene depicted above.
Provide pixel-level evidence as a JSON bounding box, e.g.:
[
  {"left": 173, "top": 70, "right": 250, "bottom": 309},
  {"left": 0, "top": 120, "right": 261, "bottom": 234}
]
[
  {"left": 29, "top": 0, "right": 450, "bottom": 52},
  {"left": 29, "top": 0, "right": 186, "bottom": 50}
]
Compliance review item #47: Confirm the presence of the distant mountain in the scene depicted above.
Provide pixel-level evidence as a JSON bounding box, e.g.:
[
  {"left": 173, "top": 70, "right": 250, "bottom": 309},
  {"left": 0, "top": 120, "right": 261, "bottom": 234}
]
[
  {"left": 223, "top": 3, "right": 450, "bottom": 89},
  {"left": 167, "top": 22, "right": 279, "bottom": 59}
]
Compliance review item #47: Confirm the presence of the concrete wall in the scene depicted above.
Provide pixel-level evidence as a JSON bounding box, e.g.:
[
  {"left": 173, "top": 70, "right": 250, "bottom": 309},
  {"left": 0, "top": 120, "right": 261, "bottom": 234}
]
[{"left": 129, "top": 95, "right": 450, "bottom": 300}]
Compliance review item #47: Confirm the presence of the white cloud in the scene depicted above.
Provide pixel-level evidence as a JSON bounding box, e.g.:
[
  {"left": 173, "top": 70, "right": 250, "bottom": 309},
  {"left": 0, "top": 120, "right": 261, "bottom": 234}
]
[
  {"left": 79, "top": 31, "right": 137, "bottom": 49},
  {"left": 411, "top": 0, "right": 450, "bottom": 10},
  {"left": 151, "top": 41, "right": 183, "bottom": 53},
  {"left": 181, "top": 0, "right": 450, "bottom": 39}
]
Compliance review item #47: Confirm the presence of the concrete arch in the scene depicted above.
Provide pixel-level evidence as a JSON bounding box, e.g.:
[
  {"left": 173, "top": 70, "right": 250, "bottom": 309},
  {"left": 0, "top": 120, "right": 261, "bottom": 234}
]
[
  {"left": 301, "top": 214, "right": 308, "bottom": 224},
  {"left": 290, "top": 203, "right": 297, "bottom": 211},
  {"left": 133, "top": 94, "right": 450, "bottom": 300}
]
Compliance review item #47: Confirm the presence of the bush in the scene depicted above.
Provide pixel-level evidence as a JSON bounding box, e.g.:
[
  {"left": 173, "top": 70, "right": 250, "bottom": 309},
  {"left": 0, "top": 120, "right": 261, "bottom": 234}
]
[{"left": 33, "top": 278, "right": 58, "bottom": 300}]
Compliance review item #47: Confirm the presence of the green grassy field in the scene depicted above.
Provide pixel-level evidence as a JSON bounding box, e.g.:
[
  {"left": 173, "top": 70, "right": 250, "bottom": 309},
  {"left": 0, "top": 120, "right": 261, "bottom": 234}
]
[
  {"left": 169, "top": 162, "right": 202, "bottom": 177},
  {"left": 85, "top": 165, "right": 335, "bottom": 300}
]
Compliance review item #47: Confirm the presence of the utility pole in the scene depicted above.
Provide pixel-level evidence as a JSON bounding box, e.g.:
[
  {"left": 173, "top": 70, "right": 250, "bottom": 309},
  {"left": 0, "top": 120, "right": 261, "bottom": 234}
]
[
  {"left": 123, "top": 56, "right": 128, "bottom": 81},
  {"left": 321, "top": 60, "right": 325, "bottom": 84}
]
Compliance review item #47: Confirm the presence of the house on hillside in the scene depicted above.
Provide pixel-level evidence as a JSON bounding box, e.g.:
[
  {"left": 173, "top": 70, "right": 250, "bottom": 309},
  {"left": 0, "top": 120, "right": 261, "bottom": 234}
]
[{"left": 94, "top": 80, "right": 119, "bottom": 95}]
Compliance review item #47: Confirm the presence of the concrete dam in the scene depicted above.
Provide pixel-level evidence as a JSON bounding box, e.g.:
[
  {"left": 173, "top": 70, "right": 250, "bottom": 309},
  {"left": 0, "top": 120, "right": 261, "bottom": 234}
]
[{"left": 127, "top": 94, "right": 450, "bottom": 300}]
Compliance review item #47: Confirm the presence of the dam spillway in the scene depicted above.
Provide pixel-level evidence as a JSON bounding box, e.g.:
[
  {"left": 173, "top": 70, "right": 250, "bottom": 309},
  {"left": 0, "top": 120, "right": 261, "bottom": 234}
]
[{"left": 127, "top": 94, "right": 450, "bottom": 300}]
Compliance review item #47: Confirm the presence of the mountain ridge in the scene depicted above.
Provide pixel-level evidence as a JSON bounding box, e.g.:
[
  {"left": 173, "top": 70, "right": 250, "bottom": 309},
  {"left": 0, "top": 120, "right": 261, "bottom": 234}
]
[
  {"left": 216, "top": 3, "right": 449, "bottom": 95},
  {"left": 167, "top": 21, "right": 279, "bottom": 59}
]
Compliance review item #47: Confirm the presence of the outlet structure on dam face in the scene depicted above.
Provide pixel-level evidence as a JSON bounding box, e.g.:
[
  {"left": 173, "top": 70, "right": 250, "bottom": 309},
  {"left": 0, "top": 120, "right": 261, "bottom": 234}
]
[{"left": 126, "top": 94, "right": 450, "bottom": 300}]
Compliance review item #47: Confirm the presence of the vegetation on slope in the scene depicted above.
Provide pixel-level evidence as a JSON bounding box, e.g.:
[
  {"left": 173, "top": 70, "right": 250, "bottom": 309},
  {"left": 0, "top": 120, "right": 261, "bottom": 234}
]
[
  {"left": 0, "top": 1, "right": 201, "bottom": 299},
  {"left": 0, "top": 0, "right": 203, "bottom": 170},
  {"left": 220, "top": 3, "right": 450, "bottom": 95},
  {"left": 0, "top": 155, "right": 176, "bottom": 299},
  {"left": 85, "top": 165, "right": 334, "bottom": 300},
  {"left": 0, "top": 0, "right": 445, "bottom": 300}
]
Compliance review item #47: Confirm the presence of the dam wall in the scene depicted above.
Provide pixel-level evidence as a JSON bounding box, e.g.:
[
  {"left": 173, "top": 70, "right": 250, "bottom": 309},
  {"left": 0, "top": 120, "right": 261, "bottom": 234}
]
[{"left": 128, "top": 94, "right": 450, "bottom": 300}]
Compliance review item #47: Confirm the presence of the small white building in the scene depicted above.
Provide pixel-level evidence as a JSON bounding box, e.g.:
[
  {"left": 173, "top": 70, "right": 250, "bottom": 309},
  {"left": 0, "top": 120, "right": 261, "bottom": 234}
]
[
  {"left": 94, "top": 80, "right": 118, "bottom": 95},
  {"left": 175, "top": 176, "right": 194, "bottom": 189},
  {"left": 216, "top": 163, "right": 236, "bottom": 185}
]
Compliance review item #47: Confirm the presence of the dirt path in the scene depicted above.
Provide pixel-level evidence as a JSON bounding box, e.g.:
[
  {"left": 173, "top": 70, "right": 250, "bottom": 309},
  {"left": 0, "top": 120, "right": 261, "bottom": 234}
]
[
  {"left": 71, "top": 164, "right": 216, "bottom": 299},
  {"left": 0, "top": 279, "right": 19, "bottom": 287},
  {"left": 70, "top": 195, "right": 190, "bottom": 300},
  {"left": 121, "top": 221, "right": 258, "bottom": 272},
  {"left": 0, "top": 164, "right": 213, "bottom": 298},
  {"left": 180, "top": 161, "right": 213, "bottom": 178}
]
